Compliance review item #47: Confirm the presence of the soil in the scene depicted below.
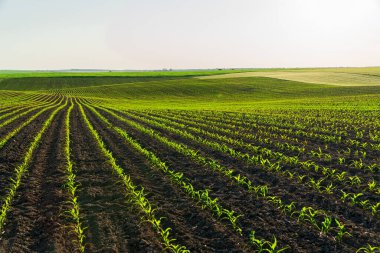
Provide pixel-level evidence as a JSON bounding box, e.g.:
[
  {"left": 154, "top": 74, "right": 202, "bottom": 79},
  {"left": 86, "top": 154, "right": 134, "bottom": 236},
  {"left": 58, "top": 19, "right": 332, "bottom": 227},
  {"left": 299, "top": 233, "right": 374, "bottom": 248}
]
[
  {"left": 70, "top": 104, "right": 162, "bottom": 252},
  {"left": 0, "top": 107, "right": 57, "bottom": 199},
  {"left": 83, "top": 105, "right": 253, "bottom": 252},
  {"left": 0, "top": 105, "right": 74, "bottom": 252},
  {"left": 0, "top": 101, "right": 378, "bottom": 253},
  {"left": 110, "top": 109, "right": 380, "bottom": 252}
]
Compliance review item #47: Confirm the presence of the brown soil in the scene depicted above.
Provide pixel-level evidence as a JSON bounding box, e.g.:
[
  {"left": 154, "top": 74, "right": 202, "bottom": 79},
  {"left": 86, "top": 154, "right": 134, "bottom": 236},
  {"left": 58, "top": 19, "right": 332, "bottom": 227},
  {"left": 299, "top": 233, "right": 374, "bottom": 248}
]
[
  {"left": 111, "top": 109, "right": 380, "bottom": 252},
  {"left": 0, "top": 101, "right": 378, "bottom": 253},
  {"left": 0, "top": 107, "right": 57, "bottom": 199},
  {"left": 70, "top": 104, "right": 162, "bottom": 252},
  {"left": 83, "top": 105, "right": 253, "bottom": 252},
  {"left": 149, "top": 112, "right": 380, "bottom": 205},
  {"left": 0, "top": 105, "right": 75, "bottom": 252}
]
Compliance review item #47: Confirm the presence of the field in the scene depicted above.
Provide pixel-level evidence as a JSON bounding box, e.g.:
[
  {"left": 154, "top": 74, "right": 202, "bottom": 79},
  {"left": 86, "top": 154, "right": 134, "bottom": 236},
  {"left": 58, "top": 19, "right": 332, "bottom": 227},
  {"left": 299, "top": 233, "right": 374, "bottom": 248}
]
[{"left": 0, "top": 68, "right": 379, "bottom": 252}]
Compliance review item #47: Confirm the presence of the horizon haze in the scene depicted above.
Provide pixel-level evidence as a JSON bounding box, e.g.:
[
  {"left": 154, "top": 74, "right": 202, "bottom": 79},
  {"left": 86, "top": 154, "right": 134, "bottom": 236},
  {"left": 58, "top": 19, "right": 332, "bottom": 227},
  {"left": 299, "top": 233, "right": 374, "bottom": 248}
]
[{"left": 1, "top": 0, "right": 379, "bottom": 70}]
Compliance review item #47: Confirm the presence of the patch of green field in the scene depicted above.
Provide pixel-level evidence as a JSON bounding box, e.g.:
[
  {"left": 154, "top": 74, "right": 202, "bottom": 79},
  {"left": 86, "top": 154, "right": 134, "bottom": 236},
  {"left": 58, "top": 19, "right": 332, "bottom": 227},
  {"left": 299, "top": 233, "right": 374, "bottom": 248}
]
[
  {"left": 1, "top": 68, "right": 379, "bottom": 111},
  {"left": 0, "top": 69, "right": 256, "bottom": 90},
  {"left": 199, "top": 69, "right": 380, "bottom": 86},
  {"left": 51, "top": 77, "right": 380, "bottom": 110},
  {"left": 0, "top": 69, "right": 251, "bottom": 79},
  {"left": 0, "top": 76, "right": 183, "bottom": 90}
]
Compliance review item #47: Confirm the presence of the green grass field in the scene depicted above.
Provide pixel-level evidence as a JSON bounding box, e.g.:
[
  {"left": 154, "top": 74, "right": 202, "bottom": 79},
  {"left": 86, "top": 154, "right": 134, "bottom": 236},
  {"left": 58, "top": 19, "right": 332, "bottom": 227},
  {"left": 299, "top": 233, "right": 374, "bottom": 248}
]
[
  {"left": 0, "top": 68, "right": 379, "bottom": 252},
  {"left": 1, "top": 67, "right": 379, "bottom": 110}
]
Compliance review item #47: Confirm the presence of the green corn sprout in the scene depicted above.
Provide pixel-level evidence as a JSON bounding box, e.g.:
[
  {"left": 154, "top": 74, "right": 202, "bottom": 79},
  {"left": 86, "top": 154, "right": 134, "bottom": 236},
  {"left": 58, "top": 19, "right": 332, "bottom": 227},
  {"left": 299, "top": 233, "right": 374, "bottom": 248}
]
[
  {"left": 340, "top": 190, "right": 351, "bottom": 202},
  {"left": 335, "top": 219, "right": 351, "bottom": 242},
  {"left": 249, "top": 231, "right": 289, "bottom": 253},
  {"left": 320, "top": 217, "right": 332, "bottom": 234},
  {"left": 324, "top": 183, "right": 335, "bottom": 195},
  {"left": 371, "top": 203, "right": 380, "bottom": 216},
  {"left": 350, "top": 193, "right": 363, "bottom": 206},
  {"left": 282, "top": 202, "right": 296, "bottom": 214},
  {"left": 368, "top": 180, "right": 377, "bottom": 192},
  {"left": 356, "top": 244, "right": 380, "bottom": 253}
]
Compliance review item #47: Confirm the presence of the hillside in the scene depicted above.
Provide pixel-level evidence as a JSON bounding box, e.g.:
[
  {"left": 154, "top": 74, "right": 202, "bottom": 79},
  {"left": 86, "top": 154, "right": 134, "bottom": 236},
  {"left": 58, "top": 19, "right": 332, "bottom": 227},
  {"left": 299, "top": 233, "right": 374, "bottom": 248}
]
[{"left": 1, "top": 68, "right": 380, "bottom": 110}]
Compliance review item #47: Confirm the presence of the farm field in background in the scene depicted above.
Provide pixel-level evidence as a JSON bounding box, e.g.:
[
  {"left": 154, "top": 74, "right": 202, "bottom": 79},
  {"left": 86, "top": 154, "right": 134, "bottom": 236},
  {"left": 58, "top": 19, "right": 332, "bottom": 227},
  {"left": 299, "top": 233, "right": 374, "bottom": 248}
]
[{"left": 0, "top": 68, "right": 379, "bottom": 252}]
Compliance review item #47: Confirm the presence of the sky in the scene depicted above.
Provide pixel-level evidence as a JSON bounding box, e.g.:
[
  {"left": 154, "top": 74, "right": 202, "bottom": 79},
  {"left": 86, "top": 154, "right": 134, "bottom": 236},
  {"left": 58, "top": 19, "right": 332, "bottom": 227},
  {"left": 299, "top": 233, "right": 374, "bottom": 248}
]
[{"left": 0, "top": 0, "right": 379, "bottom": 70}]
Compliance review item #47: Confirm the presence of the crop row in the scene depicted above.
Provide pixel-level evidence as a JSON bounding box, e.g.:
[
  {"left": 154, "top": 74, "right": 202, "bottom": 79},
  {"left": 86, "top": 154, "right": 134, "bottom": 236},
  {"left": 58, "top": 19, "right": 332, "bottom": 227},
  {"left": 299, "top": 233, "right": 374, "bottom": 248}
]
[
  {"left": 160, "top": 110, "right": 379, "bottom": 167},
  {"left": 63, "top": 99, "right": 86, "bottom": 252},
  {"left": 147, "top": 111, "right": 379, "bottom": 195},
  {"left": 91, "top": 104, "right": 379, "bottom": 252},
  {"left": 0, "top": 99, "right": 67, "bottom": 231},
  {"left": 127, "top": 111, "right": 379, "bottom": 215},
  {"left": 95, "top": 105, "right": 352, "bottom": 241},
  {"left": 77, "top": 101, "right": 190, "bottom": 252},
  {"left": 82, "top": 101, "right": 289, "bottom": 252}
]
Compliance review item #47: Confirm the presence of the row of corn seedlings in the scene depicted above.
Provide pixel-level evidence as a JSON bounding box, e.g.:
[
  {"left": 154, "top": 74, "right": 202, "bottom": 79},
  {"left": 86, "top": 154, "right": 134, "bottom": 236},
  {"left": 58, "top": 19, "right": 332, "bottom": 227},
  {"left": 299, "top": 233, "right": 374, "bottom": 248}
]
[
  {"left": 189, "top": 110, "right": 380, "bottom": 154},
  {"left": 63, "top": 100, "right": 86, "bottom": 252},
  {"left": 0, "top": 98, "right": 58, "bottom": 130},
  {"left": 101, "top": 107, "right": 351, "bottom": 241},
  {"left": 149, "top": 110, "right": 377, "bottom": 193},
  {"left": 131, "top": 111, "right": 379, "bottom": 214},
  {"left": 0, "top": 96, "right": 64, "bottom": 149},
  {"left": 77, "top": 102, "right": 189, "bottom": 253},
  {"left": 159, "top": 110, "right": 379, "bottom": 173},
  {"left": 0, "top": 99, "right": 67, "bottom": 232},
  {"left": 83, "top": 103, "right": 244, "bottom": 235},
  {"left": 84, "top": 103, "right": 290, "bottom": 252}
]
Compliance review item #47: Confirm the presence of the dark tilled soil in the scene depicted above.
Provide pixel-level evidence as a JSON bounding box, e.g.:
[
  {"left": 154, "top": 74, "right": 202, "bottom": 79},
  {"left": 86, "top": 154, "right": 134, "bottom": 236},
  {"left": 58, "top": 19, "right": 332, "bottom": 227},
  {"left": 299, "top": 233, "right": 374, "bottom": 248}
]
[
  {"left": 129, "top": 111, "right": 380, "bottom": 224},
  {"left": 0, "top": 102, "right": 378, "bottom": 253},
  {"left": 0, "top": 105, "right": 75, "bottom": 252},
  {"left": 159, "top": 112, "right": 380, "bottom": 198},
  {"left": 71, "top": 104, "right": 162, "bottom": 253},
  {"left": 95, "top": 107, "right": 352, "bottom": 253},
  {"left": 114, "top": 109, "right": 380, "bottom": 252},
  {"left": 157, "top": 111, "right": 380, "bottom": 178},
  {"left": 0, "top": 107, "right": 57, "bottom": 200},
  {"left": 0, "top": 106, "right": 20, "bottom": 118},
  {"left": 84, "top": 105, "right": 252, "bottom": 253}
]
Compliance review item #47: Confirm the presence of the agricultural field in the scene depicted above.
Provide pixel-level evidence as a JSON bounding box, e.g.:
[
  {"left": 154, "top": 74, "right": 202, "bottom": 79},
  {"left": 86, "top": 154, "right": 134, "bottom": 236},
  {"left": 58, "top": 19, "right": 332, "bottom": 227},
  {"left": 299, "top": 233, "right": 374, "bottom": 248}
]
[{"left": 0, "top": 68, "right": 379, "bottom": 252}]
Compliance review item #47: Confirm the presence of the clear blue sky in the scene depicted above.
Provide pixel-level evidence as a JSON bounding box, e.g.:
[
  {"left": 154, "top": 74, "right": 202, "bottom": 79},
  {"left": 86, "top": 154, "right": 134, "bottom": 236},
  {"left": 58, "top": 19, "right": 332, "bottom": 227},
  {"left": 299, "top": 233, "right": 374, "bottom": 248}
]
[{"left": 1, "top": 0, "right": 379, "bottom": 70}]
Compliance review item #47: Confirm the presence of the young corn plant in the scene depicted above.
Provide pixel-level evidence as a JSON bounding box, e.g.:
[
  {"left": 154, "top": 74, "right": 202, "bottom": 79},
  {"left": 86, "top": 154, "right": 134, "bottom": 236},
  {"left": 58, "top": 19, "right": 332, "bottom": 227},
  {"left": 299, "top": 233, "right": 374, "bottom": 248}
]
[
  {"left": 281, "top": 202, "right": 296, "bottom": 214},
  {"left": 335, "top": 219, "right": 351, "bottom": 242},
  {"left": 249, "top": 231, "right": 289, "bottom": 253},
  {"left": 296, "top": 207, "right": 320, "bottom": 229},
  {"left": 348, "top": 176, "right": 362, "bottom": 186},
  {"left": 350, "top": 193, "right": 363, "bottom": 206},
  {"left": 370, "top": 203, "right": 380, "bottom": 216},
  {"left": 319, "top": 217, "right": 333, "bottom": 235},
  {"left": 368, "top": 180, "right": 377, "bottom": 192},
  {"left": 340, "top": 190, "right": 351, "bottom": 202},
  {"left": 356, "top": 244, "right": 380, "bottom": 253},
  {"left": 335, "top": 172, "right": 347, "bottom": 182},
  {"left": 323, "top": 183, "right": 335, "bottom": 195}
]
